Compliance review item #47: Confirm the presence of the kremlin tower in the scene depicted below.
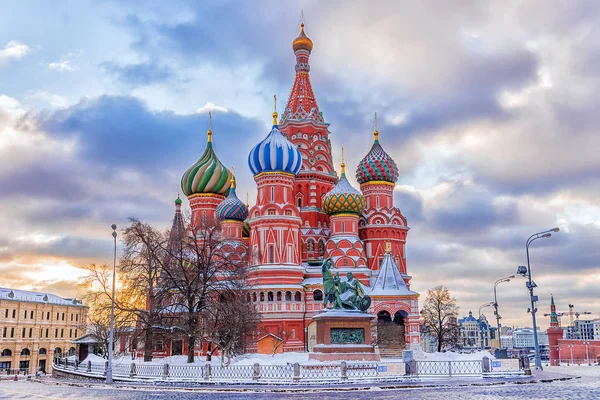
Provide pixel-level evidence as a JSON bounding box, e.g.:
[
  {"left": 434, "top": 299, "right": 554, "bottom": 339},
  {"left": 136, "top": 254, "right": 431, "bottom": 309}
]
[
  {"left": 172, "top": 21, "right": 420, "bottom": 356},
  {"left": 547, "top": 294, "right": 564, "bottom": 366}
]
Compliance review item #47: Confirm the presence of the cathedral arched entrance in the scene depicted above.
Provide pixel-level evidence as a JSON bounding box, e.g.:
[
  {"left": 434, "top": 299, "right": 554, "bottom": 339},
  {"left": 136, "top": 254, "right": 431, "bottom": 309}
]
[{"left": 376, "top": 309, "right": 406, "bottom": 357}]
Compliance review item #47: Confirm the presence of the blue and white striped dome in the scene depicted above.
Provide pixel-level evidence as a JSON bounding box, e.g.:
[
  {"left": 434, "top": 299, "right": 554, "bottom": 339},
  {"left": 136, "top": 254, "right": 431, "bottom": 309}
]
[
  {"left": 248, "top": 125, "right": 303, "bottom": 176},
  {"left": 215, "top": 183, "right": 248, "bottom": 222}
]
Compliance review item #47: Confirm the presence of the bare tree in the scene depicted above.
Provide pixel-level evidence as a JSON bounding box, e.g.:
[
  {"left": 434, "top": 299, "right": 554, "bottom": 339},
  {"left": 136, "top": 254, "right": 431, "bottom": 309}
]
[
  {"left": 160, "top": 215, "right": 253, "bottom": 363},
  {"left": 202, "top": 290, "right": 258, "bottom": 365},
  {"left": 420, "top": 286, "right": 460, "bottom": 352},
  {"left": 79, "top": 218, "right": 169, "bottom": 361}
]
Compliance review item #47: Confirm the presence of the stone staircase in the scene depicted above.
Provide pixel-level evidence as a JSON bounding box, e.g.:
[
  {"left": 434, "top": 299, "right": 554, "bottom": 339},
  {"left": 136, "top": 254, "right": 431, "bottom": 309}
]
[{"left": 377, "top": 324, "right": 406, "bottom": 358}]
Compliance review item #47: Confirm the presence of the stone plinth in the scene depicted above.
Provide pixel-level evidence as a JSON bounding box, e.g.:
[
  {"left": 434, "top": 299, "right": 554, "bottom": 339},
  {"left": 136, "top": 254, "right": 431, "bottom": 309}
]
[{"left": 308, "top": 309, "right": 380, "bottom": 361}]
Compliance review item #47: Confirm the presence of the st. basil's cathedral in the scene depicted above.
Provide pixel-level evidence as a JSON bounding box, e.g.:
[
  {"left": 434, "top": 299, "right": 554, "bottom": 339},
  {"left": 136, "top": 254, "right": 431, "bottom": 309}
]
[{"left": 174, "top": 23, "right": 420, "bottom": 356}]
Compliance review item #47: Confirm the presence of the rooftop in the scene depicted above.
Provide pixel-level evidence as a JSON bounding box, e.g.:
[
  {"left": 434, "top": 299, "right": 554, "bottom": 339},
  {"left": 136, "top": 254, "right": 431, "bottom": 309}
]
[{"left": 0, "top": 287, "right": 86, "bottom": 307}]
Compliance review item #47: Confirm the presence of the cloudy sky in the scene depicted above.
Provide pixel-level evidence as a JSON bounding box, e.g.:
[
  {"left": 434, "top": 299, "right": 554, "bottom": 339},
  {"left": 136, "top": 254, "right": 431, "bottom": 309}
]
[{"left": 1, "top": 0, "right": 599, "bottom": 329}]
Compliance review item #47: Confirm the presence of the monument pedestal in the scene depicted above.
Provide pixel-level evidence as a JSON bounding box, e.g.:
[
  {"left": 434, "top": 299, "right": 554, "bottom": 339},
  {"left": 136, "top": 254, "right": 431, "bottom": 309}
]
[{"left": 308, "top": 310, "right": 380, "bottom": 362}]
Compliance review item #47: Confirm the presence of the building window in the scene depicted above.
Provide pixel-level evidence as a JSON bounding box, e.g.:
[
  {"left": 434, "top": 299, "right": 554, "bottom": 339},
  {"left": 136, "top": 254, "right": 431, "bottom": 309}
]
[
  {"left": 277, "top": 292, "right": 282, "bottom": 301},
  {"left": 252, "top": 293, "right": 257, "bottom": 302},
  {"left": 69, "top": 329, "right": 72, "bottom": 338},
  {"left": 40, "top": 329, "right": 42, "bottom": 338},
  {"left": 341, "top": 221, "right": 345, "bottom": 231},
  {"left": 4, "top": 309, "right": 7, "bottom": 318},
  {"left": 260, "top": 292, "right": 265, "bottom": 302},
  {"left": 297, "top": 197, "right": 302, "bottom": 208},
  {"left": 76, "top": 314, "right": 78, "bottom": 322},
  {"left": 71, "top": 314, "right": 73, "bottom": 321},
  {"left": 62, "top": 313, "right": 65, "bottom": 321},
  {"left": 56, "top": 313, "right": 59, "bottom": 320},
  {"left": 47, "top": 312, "right": 50, "bottom": 320},
  {"left": 30, "top": 310, "right": 33, "bottom": 319},
  {"left": 285, "top": 291, "right": 292, "bottom": 301},
  {"left": 294, "top": 291, "right": 302, "bottom": 302},
  {"left": 2, "top": 327, "right": 6, "bottom": 338},
  {"left": 29, "top": 328, "right": 32, "bottom": 338},
  {"left": 154, "top": 341, "right": 163, "bottom": 351},
  {"left": 45, "top": 329, "right": 49, "bottom": 338},
  {"left": 285, "top": 210, "right": 292, "bottom": 216},
  {"left": 21, "top": 328, "right": 25, "bottom": 338},
  {"left": 39, "top": 348, "right": 46, "bottom": 355},
  {"left": 1, "top": 349, "right": 11, "bottom": 357},
  {"left": 10, "top": 328, "right": 14, "bottom": 338},
  {"left": 75, "top": 330, "right": 78, "bottom": 338},
  {"left": 268, "top": 245, "right": 275, "bottom": 263},
  {"left": 268, "top": 292, "right": 274, "bottom": 302},
  {"left": 313, "top": 290, "right": 323, "bottom": 301},
  {"left": 268, "top": 209, "right": 275, "bottom": 216},
  {"left": 318, "top": 240, "right": 325, "bottom": 256},
  {"left": 271, "top": 186, "right": 275, "bottom": 202},
  {"left": 12, "top": 310, "right": 15, "bottom": 318},
  {"left": 55, "top": 329, "right": 58, "bottom": 338},
  {"left": 61, "top": 329, "right": 64, "bottom": 338}
]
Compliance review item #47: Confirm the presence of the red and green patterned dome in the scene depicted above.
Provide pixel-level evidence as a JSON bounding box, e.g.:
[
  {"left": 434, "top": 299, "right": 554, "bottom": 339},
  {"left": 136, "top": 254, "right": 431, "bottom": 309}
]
[
  {"left": 323, "top": 162, "right": 365, "bottom": 215},
  {"left": 181, "top": 127, "right": 232, "bottom": 197},
  {"left": 356, "top": 129, "right": 399, "bottom": 185}
]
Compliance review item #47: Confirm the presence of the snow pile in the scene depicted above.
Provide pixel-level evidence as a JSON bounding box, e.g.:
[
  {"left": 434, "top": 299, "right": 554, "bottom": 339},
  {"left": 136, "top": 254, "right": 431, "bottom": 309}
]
[{"left": 80, "top": 354, "right": 107, "bottom": 364}]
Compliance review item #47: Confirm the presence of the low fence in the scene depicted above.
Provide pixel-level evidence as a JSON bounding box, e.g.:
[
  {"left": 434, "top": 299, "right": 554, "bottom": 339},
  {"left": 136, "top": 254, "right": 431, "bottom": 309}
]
[{"left": 50, "top": 357, "right": 520, "bottom": 383}]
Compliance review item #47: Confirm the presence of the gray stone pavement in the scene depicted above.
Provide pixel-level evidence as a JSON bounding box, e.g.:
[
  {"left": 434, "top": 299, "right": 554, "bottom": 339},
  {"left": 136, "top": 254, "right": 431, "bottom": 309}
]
[{"left": 0, "top": 371, "right": 596, "bottom": 399}]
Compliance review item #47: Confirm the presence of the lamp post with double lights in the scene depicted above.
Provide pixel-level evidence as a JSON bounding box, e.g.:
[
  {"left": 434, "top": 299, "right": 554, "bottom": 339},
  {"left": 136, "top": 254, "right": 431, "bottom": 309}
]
[
  {"left": 493, "top": 275, "right": 514, "bottom": 350},
  {"left": 106, "top": 224, "right": 117, "bottom": 384},
  {"left": 479, "top": 302, "right": 494, "bottom": 350},
  {"left": 517, "top": 227, "right": 559, "bottom": 371}
]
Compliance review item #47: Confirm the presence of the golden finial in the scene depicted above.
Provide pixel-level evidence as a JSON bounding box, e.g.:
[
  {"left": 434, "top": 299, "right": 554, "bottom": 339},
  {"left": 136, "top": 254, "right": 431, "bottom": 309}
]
[
  {"left": 340, "top": 147, "right": 346, "bottom": 175},
  {"left": 373, "top": 112, "right": 379, "bottom": 142},
  {"left": 272, "top": 94, "right": 278, "bottom": 125},
  {"left": 246, "top": 192, "right": 249, "bottom": 208},
  {"left": 231, "top": 166, "right": 235, "bottom": 188},
  {"left": 207, "top": 111, "right": 213, "bottom": 143},
  {"left": 385, "top": 240, "right": 391, "bottom": 254}
]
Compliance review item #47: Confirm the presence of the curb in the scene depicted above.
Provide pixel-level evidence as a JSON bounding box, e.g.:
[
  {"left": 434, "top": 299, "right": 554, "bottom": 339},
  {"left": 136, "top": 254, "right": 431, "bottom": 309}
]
[{"left": 27, "top": 375, "right": 579, "bottom": 393}]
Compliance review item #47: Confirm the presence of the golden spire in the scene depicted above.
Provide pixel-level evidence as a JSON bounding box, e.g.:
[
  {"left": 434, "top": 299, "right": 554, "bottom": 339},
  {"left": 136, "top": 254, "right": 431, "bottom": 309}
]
[
  {"left": 207, "top": 111, "right": 213, "bottom": 143},
  {"left": 373, "top": 112, "right": 379, "bottom": 142},
  {"left": 231, "top": 166, "right": 235, "bottom": 189},
  {"left": 272, "top": 94, "right": 278, "bottom": 125},
  {"left": 246, "top": 192, "right": 249, "bottom": 208},
  {"left": 340, "top": 147, "right": 346, "bottom": 175}
]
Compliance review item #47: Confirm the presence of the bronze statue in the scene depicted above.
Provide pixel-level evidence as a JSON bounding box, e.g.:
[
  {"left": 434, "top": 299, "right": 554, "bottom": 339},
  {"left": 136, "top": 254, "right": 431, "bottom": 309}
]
[{"left": 321, "top": 258, "right": 371, "bottom": 312}]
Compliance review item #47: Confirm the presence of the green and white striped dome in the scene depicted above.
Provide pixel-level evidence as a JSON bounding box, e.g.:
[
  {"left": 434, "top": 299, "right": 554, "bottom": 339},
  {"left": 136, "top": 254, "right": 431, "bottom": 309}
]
[{"left": 181, "top": 128, "right": 232, "bottom": 197}]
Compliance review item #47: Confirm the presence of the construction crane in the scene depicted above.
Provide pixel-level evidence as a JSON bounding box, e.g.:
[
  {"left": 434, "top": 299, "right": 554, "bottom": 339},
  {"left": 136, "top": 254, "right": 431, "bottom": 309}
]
[{"left": 568, "top": 304, "right": 592, "bottom": 326}]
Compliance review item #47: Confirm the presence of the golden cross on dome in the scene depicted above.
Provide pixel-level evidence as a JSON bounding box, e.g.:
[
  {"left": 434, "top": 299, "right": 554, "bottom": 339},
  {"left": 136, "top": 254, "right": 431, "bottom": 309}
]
[
  {"left": 207, "top": 111, "right": 213, "bottom": 143},
  {"left": 272, "top": 94, "right": 278, "bottom": 125},
  {"left": 341, "top": 146, "right": 346, "bottom": 174},
  {"left": 246, "top": 192, "right": 249, "bottom": 208},
  {"left": 373, "top": 112, "right": 379, "bottom": 142},
  {"left": 231, "top": 166, "right": 235, "bottom": 188}
]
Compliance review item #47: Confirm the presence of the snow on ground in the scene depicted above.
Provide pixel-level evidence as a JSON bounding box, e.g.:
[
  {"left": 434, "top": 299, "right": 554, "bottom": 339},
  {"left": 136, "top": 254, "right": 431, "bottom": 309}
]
[
  {"left": 101, "top": 350, "right": 494, "bottom": 367},
  {"left": 545, "top": 364, "right": 600, "bottom": 377},
  {"left": 81, "top": 354, "right": 108, "bottom": 364}
]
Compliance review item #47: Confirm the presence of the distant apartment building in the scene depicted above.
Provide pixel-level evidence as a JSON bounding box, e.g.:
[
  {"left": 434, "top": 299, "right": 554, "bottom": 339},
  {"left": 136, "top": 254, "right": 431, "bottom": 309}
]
[
  {"left": 0, "top": 288, "right": 88, "bottom": 374},
  {"left": 512, "top": 327, "right": 549, "bottom": 349},
  {"left": 564, "top": 319, "right": 597, "bottom": 341}
]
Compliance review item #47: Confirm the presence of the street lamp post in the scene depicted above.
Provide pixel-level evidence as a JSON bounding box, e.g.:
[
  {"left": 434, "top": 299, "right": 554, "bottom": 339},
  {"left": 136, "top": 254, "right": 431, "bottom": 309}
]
[
  {"left": 520, "top": 227, "right": 559, "bottom": 371},
  {"left": 106, "top": 224, "right": 117, "bottom": 384},
  {"left": 568, "top": 344, "right": 574, "bottom": 365},
  {"left": 479, "top": 302, "right": 494, "bottom": 350},
  {"left": 494, "top": 275, "right": 515, "bottom": 350}
]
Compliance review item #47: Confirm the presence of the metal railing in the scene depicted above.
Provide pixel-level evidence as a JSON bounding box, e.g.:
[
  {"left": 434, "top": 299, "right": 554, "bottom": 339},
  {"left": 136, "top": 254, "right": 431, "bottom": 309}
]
[{"left": 52, "top": 357, "right": 520, "bottom": 383}]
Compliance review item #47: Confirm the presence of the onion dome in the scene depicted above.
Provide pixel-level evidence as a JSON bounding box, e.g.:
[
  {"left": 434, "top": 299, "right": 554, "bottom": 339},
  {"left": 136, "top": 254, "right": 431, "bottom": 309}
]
[
  {"left": 174, "top": 195, "right": 182, "bottom": 206},
  {"left": 323, "top": 154, "right": 366, "bottom": 215},
  {"left": 248, "top": 97, "right": 303, "bottom": 176},
  {"left": 215, "top": 176, "right": 248, "bottom": 221},
  {"left": 242, "top": 221, "right": 251, "bottom": 238},
  {"left": 292, "top": 23, "right": 313, "bottom": 53},
  {"left": 356, "top": 120, "right": 399, "bottom": 185},
  {"left": 181, "top": 119, "right": 233, "bottom": 197}
]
